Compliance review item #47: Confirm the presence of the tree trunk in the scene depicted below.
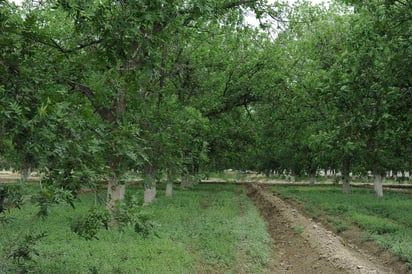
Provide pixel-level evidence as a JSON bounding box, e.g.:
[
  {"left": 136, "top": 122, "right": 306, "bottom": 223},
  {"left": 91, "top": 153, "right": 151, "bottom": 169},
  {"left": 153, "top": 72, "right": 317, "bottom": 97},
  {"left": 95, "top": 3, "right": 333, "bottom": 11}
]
[
  {"left": 166, "top": 170, "right": 173, "bottom": 197},
  {"left": 309, "top": 171, "right": 316, "bottom": 185},
  {"left": 107, "top": 174, "right": 125, "bottom": 211},
  {"left": 20, "top": 158, "right": 31, "bottom": 182},
  {"left": 342, "top": 157, "right": 351, "bottom": 193},
  {"left": 181, "top": 174, "right": 192, "bottom": 188},
  {"left": 141, "top": 167, "right": 157, "bottom": 204},
  {"left": 144, "top": 185, "right": 156, "bottom": 204},
  {"left": 373, "top": 173, "right": 383, "bottom": 198},
  {"left": 166, "top": 183, "right": 173, "bottom": 197},
  {"left": 290, "top": 170, "right": 296, "bottom": 182}
]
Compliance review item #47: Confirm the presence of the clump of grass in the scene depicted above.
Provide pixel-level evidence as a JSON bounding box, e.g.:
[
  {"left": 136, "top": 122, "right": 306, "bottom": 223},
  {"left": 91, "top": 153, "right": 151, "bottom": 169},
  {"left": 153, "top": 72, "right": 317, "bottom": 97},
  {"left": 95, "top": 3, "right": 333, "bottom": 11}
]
[
  {"left": 326, "top": 216, "right": 349, "bottom": 233},
  {"left": 304, "top": 204, "right": 322, "bottom": 220},
  {"left": 294, "top": 226, "right": 304, "bottom": 234}
]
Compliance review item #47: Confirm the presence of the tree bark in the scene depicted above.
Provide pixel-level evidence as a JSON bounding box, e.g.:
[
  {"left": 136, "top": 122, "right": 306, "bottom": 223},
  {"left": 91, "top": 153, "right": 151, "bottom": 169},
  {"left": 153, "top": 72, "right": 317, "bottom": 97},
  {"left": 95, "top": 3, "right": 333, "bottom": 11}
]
[
  {"left": 308, "top": 170, "right": 316, "bottom": 185},
  {"left": 143, "top": 173, "right": 156, "bottom": 204},
  {"left": 107, "top": 173, "right": 125, "bottom": 211},
  {"left": 166, "top": 183, "right": 173, "bottom": 197},
  {"left": 290, "top": 170, "right": 296, "bottom": 182},
  {"left": 373, "top": 173, "right": 383, "bottom": 198},
  {"left": 181, "top": 173, "right": 192, "bottom": 188},
  {"left": 342, "top": 157, "right": 351, "bottom": 193},
  {"left": 166, "top": 170, "right": 173, "bottom": 197},
  {"left": 144, "top": 185, "right": 156, "bottom": 204},
  {"left": 72, "top": 82, "right": 129, "bottom": 209},
  {"left": 20, "top": 159, "right": 31, "bottom": 182}
]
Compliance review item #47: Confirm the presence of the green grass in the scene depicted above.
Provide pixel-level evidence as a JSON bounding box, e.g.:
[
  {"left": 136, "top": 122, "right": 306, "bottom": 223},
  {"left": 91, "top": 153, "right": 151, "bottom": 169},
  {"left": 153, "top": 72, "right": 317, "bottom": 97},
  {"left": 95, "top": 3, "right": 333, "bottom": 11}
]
[
  {"left": 270, "top": 185, "right": 412, "bottom": 265},
  {"left": 1, "top": 184, "right": 273, "bottom": 273}
]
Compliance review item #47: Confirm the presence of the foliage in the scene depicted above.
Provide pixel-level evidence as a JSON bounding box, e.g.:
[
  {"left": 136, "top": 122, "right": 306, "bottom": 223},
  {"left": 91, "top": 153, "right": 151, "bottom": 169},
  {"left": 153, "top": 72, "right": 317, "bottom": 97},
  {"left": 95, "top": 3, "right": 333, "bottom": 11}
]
[
  {"left": 6, "top": 231, "right": 48, "bottom": 273},
  {"left": 3, "top": 0, "right": 410, "bottom": 270},
  {"left": 70, "top": 207, "right": 110, "bottom": 240},
  {"left": 0, "top": 183, "right": 24, "bottom": 213},
  {"left": 8, "top": 231, "right": 48, "bottom": 262},
  {"left": 113, "top": 192, "right": 159, "bottom": 237},
  {"left": 1, "top": 0, "right": 409, "bottom": 201},
  {"left": 30, "top": 186, "right": 75, "bottom": 217}
]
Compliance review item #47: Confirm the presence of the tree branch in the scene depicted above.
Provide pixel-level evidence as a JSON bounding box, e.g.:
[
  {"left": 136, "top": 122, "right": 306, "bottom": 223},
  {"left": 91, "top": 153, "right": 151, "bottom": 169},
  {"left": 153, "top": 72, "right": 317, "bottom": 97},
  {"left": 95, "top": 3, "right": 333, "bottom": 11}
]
[
  {"left": 223, "top": 0, "right": 257, "bottom": 9},
  {"left": 49, "top": 38, "right": 103, "bottom": 54},
  {"left": 69, "top": 81, "right": 116, "bottom": 122},
  {"left": 0, "top": 57, "right": 20, "bottom": 74},
  {"left": 181, "top": 0, "right": 259, "bottom": 26}
]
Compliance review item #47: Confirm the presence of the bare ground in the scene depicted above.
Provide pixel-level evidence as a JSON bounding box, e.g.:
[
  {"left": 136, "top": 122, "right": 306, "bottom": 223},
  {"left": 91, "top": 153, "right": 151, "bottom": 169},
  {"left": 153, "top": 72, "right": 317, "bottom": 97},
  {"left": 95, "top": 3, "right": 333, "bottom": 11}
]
[{"left": 246, "top": 183, "right": 409, "bottom": 274}]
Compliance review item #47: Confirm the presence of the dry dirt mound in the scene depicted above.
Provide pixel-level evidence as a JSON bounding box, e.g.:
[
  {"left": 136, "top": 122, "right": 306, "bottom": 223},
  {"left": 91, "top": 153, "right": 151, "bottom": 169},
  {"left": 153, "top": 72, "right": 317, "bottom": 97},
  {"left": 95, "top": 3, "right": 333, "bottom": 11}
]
[{"left": 246, "top": 184, "right": 398, "bottom": 274}]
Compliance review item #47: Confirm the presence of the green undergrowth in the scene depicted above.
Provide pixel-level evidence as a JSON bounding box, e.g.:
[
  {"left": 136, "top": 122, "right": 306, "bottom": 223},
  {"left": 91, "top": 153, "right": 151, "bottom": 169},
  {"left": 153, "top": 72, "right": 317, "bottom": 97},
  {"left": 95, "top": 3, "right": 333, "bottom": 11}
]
[
  {"left": 271, "top": 186, "right": 412, "bottom": 267},
  {"left": 1, "top": 184, "right": 272, "bottom": 273}
]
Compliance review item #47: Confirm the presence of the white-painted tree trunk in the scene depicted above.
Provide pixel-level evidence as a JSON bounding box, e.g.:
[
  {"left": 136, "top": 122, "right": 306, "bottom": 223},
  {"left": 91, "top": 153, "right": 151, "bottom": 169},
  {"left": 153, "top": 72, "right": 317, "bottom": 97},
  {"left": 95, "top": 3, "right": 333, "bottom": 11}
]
[
  {"left": 342, "top": 177, "right": 351, "bottom": 194},
  {"left": 181, "top": 174, "right": 192, "bottom": 188},
  {"left": 166, "top": 170, "right": 173, "bottom": 197},
  {"left": 20, "top": 166, "right": 31, "bottom": 182},
  {"left": 166, "top": 183, "right": 173, "bottom": 197},
  {"left": 20, "top": 159, "right": 31, "bottom": 182},
  {"left": 144, "top": 184, "right": 156, "bottom": 204},
  {"left": 374, "top": 174, "right": 383, "bottom": 198},
  {"left": 107, "top": 175, "right": 126, "bottom": 211},
  {"left": 342, "top": 158, "right": 351, "bottom": 193},
  {"left": 309, "top": 173, "right": 316, "bottom": 185}
]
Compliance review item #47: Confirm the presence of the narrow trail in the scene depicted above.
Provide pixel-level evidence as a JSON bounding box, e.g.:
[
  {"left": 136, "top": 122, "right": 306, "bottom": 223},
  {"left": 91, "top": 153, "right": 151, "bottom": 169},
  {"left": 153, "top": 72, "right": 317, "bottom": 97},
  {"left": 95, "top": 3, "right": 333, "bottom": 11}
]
[{"left": 246, "top": 183, "right": 402, "bottom": 274}]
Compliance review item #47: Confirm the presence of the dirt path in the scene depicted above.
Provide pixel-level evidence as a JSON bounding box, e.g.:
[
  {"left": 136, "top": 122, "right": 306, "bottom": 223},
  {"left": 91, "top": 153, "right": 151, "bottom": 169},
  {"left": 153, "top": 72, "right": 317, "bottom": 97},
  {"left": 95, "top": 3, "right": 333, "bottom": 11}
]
[{"left": 246, "top": 183, "right": 400, "bottom": 274}]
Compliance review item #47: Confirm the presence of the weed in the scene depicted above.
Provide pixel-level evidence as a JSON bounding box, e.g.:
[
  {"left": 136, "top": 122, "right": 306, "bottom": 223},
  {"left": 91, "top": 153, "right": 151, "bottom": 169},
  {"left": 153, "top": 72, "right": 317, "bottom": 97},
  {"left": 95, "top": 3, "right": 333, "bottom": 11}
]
[
  {"left": 304, "top": 204, "right": 321, "bottom": 220},
  {"left": 9, "top": 232, "right": 48, "bottom": 262},
  {"left": 0, "top": 183, "right": 24, "bottom": 212},
  {"left": 294, "top": 226, "right": 304, "bottom": 234},
  {"left": 326, "top": 216, "right": 349, "bottom": 233},
  {"left": 336, "top": 223, "right": 349, "bottom": 233},
  {"left": 113, "top": 192, "right": 159, "bottom": 237},
  {"left": 5, "top": 231, "right": 48, "bottom": 273},
  {"left": 70, "top": 207, "right": 110, "bottom": 240}
]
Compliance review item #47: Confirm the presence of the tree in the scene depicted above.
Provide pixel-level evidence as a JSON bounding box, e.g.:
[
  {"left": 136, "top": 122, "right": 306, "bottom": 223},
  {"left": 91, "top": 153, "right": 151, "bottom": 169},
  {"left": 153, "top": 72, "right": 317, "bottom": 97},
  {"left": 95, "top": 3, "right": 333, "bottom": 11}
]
[
  {"left": 2, "top": 0, "right": 273, "bottom": 208},
  {"left": 333, "top": 0, "right": 412, "bottom": 197}
]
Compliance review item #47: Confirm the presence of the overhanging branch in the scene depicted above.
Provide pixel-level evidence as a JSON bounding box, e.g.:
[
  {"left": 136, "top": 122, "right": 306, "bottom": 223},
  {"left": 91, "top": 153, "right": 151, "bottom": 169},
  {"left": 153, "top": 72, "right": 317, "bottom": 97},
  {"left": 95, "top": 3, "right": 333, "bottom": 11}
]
[
  {"left": 223, "top": 0, "right": 257, "bottom": 9},
  {"left": 0, "top": 57, "right": 20, "bottom": 74},
  {"left": 69, "top": 81, "right": 116, "bottom": 122}
]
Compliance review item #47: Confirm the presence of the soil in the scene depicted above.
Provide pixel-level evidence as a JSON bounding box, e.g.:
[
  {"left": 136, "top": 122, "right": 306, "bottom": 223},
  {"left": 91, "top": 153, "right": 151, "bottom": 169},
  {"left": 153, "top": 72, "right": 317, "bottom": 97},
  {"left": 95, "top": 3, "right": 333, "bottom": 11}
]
[{"left": 246, "top": 183, "right": 410, "bottom": 274}]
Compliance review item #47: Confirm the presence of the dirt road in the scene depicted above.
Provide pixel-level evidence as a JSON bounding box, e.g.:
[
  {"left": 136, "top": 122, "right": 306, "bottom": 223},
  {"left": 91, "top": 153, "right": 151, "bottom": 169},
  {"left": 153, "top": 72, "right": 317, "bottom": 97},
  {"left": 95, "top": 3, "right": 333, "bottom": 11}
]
[{"left": 246, "top": 184, "right": 408, "bottom": 274}]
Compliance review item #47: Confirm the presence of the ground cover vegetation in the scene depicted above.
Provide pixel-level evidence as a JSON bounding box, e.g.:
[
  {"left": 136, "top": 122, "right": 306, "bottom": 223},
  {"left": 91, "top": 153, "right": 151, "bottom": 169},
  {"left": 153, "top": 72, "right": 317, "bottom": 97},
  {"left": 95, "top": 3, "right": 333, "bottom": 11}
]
[
  {"left": 271, "top": 185, "right": 412, "bottom": 268},
  {"left": 0, "top": 184, "right": 273, "bottom": 273}
]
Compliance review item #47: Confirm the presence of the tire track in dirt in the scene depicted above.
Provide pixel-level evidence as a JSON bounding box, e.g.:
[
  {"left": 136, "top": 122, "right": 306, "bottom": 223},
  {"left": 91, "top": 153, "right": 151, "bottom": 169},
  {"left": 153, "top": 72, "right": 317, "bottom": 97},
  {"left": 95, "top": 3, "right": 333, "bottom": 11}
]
[{"left": 246, "top": 183, "right": 397, "bottom": 274}]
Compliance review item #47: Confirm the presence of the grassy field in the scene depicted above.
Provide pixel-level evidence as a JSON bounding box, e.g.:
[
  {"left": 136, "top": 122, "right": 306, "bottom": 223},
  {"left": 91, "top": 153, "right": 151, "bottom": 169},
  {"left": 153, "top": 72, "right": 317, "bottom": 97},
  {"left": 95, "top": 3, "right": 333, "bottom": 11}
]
[
  {"left": 270, "top": 185, "right": 412, "bottom": 268},
  {"left": 0, "top": 184, "right": 273, "bottom": 273}
]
